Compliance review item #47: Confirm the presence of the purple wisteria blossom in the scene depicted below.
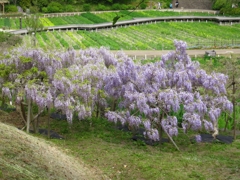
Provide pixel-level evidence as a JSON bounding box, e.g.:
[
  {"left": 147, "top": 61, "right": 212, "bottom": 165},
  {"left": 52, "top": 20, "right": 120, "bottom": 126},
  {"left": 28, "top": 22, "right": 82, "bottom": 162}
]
[
  {"left": 195, "top": 135, "right": 202, "bottom": 143},
  {"left": 1, "top": 41, "right": 233, "bottom": 142},
  {"left": 104, "top": 40, "right": 233, "bottom": 141}
]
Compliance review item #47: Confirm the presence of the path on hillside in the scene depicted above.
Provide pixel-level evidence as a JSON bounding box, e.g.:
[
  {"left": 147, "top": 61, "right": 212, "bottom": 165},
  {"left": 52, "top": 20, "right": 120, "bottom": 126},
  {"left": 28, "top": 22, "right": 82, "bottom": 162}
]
[
  {"left": 111, "top": 49, "right": 240, "bottom": 59},
  {"left": 8, "top": 15, "right": 240, "bottom": 35},
  {"left": 172, "top": 0, "right": 213, "bottom": 9}
]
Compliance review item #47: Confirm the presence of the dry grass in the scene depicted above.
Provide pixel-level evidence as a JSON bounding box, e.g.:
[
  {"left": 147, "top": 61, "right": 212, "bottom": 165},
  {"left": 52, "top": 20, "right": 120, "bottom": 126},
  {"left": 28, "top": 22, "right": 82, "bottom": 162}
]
[{"left": 0, "top": 111, "right": 108, "bottom": 180}]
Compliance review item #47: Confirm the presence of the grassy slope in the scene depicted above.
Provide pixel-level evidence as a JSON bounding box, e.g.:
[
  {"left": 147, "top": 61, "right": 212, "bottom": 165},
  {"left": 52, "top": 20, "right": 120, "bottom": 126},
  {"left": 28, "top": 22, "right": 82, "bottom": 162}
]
[
  {"left": 0, "top": 111, "right": 107, "bottom": 180},
  {"left": 47, "top": 116, "right": 240, "bottom": 180}
]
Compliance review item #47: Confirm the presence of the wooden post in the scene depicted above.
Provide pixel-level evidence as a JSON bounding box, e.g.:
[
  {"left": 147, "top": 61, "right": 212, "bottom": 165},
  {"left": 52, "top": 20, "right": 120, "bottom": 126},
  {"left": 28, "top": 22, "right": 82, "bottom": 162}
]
[
  {"left": 232, "top": 74, "right": 236, "bottom": 139},
  {"left": 0, "top": 1, "right": 8, "bottom": 15}
]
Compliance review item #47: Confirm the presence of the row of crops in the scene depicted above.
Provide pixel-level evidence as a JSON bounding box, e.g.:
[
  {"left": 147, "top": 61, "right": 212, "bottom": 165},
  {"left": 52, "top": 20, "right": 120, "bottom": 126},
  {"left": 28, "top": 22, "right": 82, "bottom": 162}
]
[
  {"left": 0, "top": 10, "right": 218, "bottom": 30},
  {"left": 22, "top": 22, "right": 240, "bottom": 50}
]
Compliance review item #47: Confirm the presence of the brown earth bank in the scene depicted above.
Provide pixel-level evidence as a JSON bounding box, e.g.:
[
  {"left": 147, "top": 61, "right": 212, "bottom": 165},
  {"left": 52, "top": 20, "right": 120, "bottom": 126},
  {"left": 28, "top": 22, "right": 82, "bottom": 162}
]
[{"left": 0, "top": 110, "right": 109, "bottom": 180}]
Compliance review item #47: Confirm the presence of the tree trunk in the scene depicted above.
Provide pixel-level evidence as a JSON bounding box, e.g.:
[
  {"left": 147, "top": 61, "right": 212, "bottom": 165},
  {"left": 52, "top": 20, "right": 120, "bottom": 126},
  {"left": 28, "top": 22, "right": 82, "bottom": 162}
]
[
  {"left": 224, "top": 112, "right": 229, "bottom": 132},
  {"left": 26, "top": 99, "right": 32, "bottom": 133},
  {"left": 47, "top": 107, "right": 50, "bottom": 139},
  {"left": 111, "top": 99, "right": 117, "bottom": 111},
  {"left": 33, "top": 106, "right": 40, "bottom": 133}
]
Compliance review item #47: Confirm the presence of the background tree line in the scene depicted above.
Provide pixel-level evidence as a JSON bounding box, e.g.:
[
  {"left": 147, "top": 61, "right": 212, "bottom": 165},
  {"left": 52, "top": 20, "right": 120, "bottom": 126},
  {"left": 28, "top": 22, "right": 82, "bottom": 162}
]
[
  {"left": 3, "top": 0, "right": 170, "bottom": 14},
  {"left": 213, "top": 0, "right": 240, "bottom": 15},
  {"left": 3, "top": 0, "right": 240, "bottom": 16}
]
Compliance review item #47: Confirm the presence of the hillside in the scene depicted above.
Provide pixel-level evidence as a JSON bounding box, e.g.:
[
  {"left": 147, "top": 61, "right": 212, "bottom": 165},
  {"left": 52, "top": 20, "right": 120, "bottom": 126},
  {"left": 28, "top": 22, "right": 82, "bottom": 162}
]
[
  {"left": 172, "top": 0, "right": 213, "bottom": 9},
  {"left": 0, "top": 111, "right": 107, "bottom": 180}
]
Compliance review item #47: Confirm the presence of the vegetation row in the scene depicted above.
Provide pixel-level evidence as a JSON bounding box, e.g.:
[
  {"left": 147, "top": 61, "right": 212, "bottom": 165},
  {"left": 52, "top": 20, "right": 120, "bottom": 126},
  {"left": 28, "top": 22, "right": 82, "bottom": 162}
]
[
  {"left": 0, "top": 10, "right": 219, "bottom": 30},
  {"left": 20, "top": 22, "right": 240, "bottom": 50}
]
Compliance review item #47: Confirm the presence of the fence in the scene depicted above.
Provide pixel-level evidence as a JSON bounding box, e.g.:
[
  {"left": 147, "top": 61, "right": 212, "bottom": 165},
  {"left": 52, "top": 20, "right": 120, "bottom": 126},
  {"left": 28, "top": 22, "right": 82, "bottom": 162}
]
[{"left": 188, "top": 39, "right": 240, "bottom": 49}]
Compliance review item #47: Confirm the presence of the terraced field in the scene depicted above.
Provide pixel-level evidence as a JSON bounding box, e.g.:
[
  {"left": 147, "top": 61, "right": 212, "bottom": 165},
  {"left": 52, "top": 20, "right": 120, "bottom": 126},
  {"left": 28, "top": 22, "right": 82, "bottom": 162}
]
[
  {"left": 22, "top": 22, "right": 240, "bottom": 50},
  {"left": 0, "top": 10, "right": 218, "bottom": 29}
]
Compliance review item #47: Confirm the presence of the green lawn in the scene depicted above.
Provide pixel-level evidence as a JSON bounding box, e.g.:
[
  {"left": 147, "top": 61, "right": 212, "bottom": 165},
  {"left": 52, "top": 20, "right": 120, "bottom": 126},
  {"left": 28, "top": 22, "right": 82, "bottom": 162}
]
[{"left": 46, "top": 116, "right": 240, "bottom": 180}]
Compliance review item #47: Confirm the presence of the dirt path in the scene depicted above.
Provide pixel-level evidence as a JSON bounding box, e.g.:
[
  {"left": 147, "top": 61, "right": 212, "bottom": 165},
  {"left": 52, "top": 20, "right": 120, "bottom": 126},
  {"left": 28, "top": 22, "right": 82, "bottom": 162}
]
[{"left": 111, "top": 48, "right": 240, "bottom": 59}]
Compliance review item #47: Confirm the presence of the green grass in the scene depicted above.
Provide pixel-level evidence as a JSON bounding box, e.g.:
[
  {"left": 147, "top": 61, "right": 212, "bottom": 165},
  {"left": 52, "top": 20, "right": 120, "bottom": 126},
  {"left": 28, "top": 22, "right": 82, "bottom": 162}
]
[
  {"left": 25, "top": 22, "right": 240, "bottom": 51},
  {"left": 45, "top": 116, "right": 240, "bottom": 180}
]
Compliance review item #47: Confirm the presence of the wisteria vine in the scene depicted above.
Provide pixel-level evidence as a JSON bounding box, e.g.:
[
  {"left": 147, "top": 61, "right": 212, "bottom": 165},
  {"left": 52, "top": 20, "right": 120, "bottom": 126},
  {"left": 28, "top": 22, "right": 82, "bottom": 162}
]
[{"left": 0, "top": 41, "right": 233, "bottom": 143}]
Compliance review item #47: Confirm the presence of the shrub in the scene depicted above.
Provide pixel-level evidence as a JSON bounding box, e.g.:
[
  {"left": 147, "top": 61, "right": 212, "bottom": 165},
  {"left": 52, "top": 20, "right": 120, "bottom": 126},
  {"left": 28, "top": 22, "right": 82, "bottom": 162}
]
[
  {"left": 6, "top": 34, "right": 22, "bottom": 46},
  {"left": 212, "top": 0, "right": 227, "bottom": 10},
  {"left": 233, "top": 8, "right": 240, "bottom": 15},
  {"left": 83, "top": 4, "right": 91, "bottom": 11},
  {"left": 0, "top": 32, "right": 22, "bottom": 47},
  {"left": 42, "top": 7, "right": 48, "bottom": 13},
  {"left": 112, "top": 3, "right": 121, "bottom": 10},
  {"left": 95, "top": 4, "right": 107, "bottom": 11},
  {"left": 220, "top": 7, "right": 240, "bottom": 15},
  {"left": 30, "top": 6, "right": 39, "bottom": 13},
  {"left": 5, "top": 5, "right": 18, "bottom": 13},
  {"left": 119, "top": 4, "right": 128, "bottom": 10},
  {"left": 127, "top": 4, "right": 135, "bottom": 10},
  {"left": 37, "top": 0, "right": 49, "bottom": 9},
  {"left": 19, "top": 0, "right": 31, "bottom": 11},
  {"left": 47, "top": 2, "right": 63, "bottom": 13},
  {"left": 140, "top": 2, "right": 147, "bottom": 9},
  {"left": 65, "top": 5, "right": 74, "bottom": 12}
]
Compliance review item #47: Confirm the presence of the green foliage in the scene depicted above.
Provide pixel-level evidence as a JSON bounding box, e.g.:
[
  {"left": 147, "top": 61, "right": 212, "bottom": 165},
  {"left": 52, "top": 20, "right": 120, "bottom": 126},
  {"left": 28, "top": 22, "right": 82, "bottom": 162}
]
[
  {"left": 81, "top": 12, "right": 107, "bottom": 23},
  {"left": 0, "top": 63, "right": 15, "bottom": 80},
  {"left": 112, "top": 3, "right": 121, "bottom": 10},
  {"left": 213, "top": 0, "right": 240, "bottom": 16},
  {"left": 83, "top": 4, "right": 91, "bottom": 11},
  {"left": 212, "top": 0, "right": 227, "bottom": 10},
  {"left": 118, "top": 4, "right": 128, "bottom": 10},
  {"left": 65, "top": 5, "right": 74, "bottom": 12},
  {"left": 4, "top": 18, "right": 11, "bottom": 29},
  {"left": 42, "top": 7, "right": 48, "bottom": 13},
  {"left": 19, "top": 0, "right": 31, "bottom": 10},
  {"left": 140, "top": 2, "right": 147, "bottom": 9},
  {"left": 112, "top": 3, "right": 132, "bottom": 10},
  {"left": 220, "top": 7, "right": 240, "bottom": 15},
  {"left": 46, "top": 2, "right": 63, "bottom": 13},
  {"left": 25, "top": 14, "right": 44, "bottom": 34},
  {"left": 30, "top": 6, "right": 40, "bottom": 13},
  {"left": 36, "top": 0, "right": 49, "bottom": 9},
  {"left": 127, "top": 4, "right": 135, "bottom": 10},
  {"left": 19, "top": 56, "right": 32, "bottom": 63},
  {"left": 112, "top": 15, "right": 123, "bottom": 25},
  {"left": 95, "top": 4, "right": 108, "bottom": 11},
  {"left": 0, "top": 32, "right": 22, "bottom": 48},
  {"left": 5, "top": 5, "right": 18, "bottom": 13}
]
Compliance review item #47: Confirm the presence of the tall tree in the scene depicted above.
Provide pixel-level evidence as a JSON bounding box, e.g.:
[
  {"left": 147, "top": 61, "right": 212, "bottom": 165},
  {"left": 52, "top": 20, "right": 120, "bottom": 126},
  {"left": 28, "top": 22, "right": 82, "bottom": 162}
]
[{"left": 25, "top": 14, "right": 44, "bottom": 46}]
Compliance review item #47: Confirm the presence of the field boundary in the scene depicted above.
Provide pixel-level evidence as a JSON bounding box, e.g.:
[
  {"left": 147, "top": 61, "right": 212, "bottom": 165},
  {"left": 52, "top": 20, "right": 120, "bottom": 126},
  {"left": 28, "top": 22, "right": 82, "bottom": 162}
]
[
  {"left": 111, "top": 49, "right": 240, "bottom": 60},
  {"left": 8, "top": 15, "right": 240, "bottom": 35}
]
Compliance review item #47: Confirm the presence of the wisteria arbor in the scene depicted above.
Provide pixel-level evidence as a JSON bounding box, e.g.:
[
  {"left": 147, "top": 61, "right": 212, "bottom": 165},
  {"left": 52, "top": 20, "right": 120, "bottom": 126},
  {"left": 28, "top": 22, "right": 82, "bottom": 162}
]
[
  {"left": 0, "top": 41, "right": 233, "bottom": 147},
  {"left": 105, "top": 40, "right": 233, "bottom": 146}
]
